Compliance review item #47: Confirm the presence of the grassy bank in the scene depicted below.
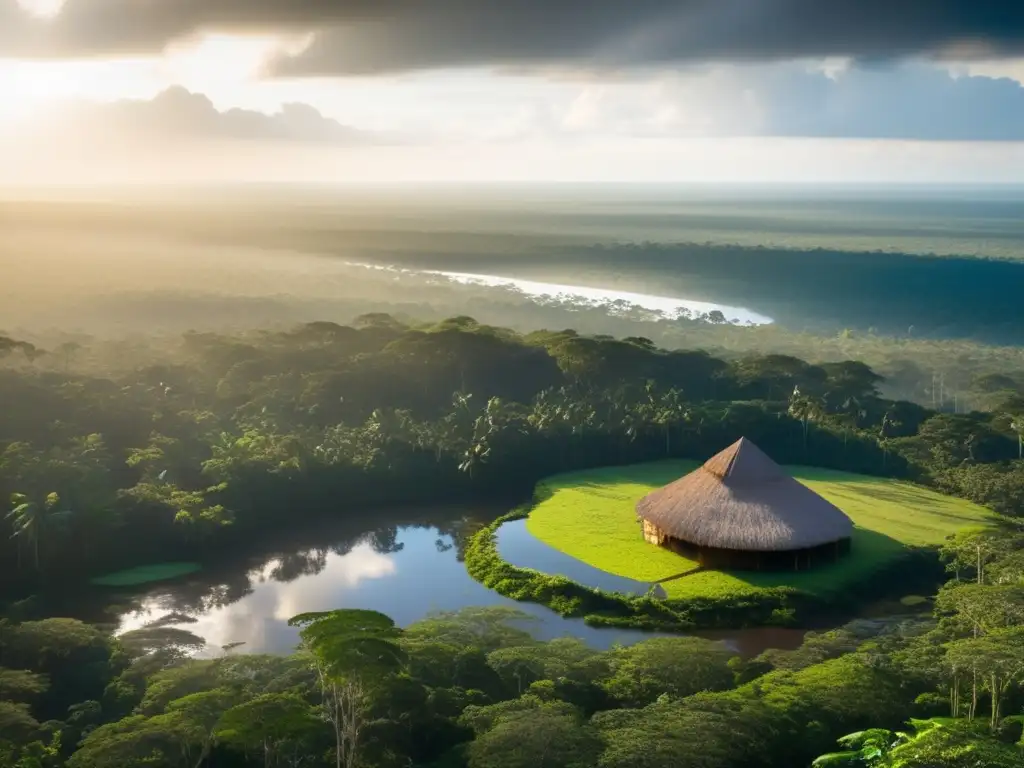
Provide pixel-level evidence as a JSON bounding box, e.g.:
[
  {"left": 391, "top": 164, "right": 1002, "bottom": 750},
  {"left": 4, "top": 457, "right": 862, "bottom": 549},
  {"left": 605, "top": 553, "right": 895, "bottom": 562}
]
[
  {"left": 466, "top": 509, "right": 712, "bottom": 632},
  {"left": 527, "top": 462, "right": 992, "bottom": 600},
  {"left": 465, "top": 461, "right": 993, "bottom": 630}
]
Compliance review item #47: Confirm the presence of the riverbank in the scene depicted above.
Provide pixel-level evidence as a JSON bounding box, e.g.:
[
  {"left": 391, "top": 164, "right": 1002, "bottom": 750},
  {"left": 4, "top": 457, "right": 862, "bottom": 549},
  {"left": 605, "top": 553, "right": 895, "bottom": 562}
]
[
  {"left": 465, "top": 462, "right": 992, "bottom": 631},
  {"left": 467, "top": 509, "right": 949, "bottom": 631}
]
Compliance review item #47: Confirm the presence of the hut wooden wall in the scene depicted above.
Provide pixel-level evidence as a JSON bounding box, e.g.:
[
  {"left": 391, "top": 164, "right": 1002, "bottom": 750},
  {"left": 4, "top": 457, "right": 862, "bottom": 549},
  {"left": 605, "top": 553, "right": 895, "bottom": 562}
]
[{"left": 642, "top": 519, "right": 667, "bottom": 546}]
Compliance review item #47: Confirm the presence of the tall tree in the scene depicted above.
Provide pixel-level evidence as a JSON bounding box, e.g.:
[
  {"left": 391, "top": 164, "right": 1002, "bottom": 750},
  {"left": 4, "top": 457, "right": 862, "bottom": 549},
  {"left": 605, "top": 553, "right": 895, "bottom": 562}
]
[
  {"left": 288, "top": 610, "right": 405, "bottom": 768},
  {"left": 6, "top": 492, "right": 68, "bottom": 571}
]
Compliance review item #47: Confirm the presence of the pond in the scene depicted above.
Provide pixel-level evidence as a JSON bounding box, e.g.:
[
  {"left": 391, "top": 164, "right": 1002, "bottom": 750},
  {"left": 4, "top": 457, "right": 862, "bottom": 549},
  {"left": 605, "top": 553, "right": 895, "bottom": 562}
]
[
  {"left": 53, "top": 506, "right": 807, "bottom": 657},
  {"left": 497, "top": 519, "right": 653, "bottom": 595}
]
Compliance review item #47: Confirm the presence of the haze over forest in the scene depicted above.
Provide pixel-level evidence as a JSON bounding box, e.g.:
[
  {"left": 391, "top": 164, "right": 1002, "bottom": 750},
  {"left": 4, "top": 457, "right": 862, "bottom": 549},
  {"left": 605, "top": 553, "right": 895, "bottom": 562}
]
[
  {"left": 4, "top": 4, "right": 1024, "bottom": 768},
  {"left": 4, "top": 186, "right": 1024, "bottom": 346}
]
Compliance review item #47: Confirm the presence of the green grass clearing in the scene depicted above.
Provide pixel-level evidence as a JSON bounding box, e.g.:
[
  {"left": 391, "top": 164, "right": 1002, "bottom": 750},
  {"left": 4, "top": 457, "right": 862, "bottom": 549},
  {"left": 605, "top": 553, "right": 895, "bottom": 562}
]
[
  {"left": 90, "top": 562, "right": 202, "bottom": 587},
  {"left": 525, "top": 461, "right": 993, "bottom": 600}
]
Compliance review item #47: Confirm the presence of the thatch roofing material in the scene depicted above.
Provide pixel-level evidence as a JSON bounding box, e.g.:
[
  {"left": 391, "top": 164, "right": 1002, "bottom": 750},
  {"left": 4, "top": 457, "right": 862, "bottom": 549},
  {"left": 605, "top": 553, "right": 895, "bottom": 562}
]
[{"left": 636, "top": 438, "right": 853, "bottom": 552}]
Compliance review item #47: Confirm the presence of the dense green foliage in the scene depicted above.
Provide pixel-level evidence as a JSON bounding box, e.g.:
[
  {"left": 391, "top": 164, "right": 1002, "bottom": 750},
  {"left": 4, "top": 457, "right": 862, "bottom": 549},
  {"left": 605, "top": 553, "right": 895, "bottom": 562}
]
[
  {"left": 3, "top": 315, "right": 1023, "bottom": 592},
  {"left": 3, "top": 524, "right": 1024, "bottom": 768},
  {"left": 2, "top": 312, "right": 1024, "bottom": 766}
]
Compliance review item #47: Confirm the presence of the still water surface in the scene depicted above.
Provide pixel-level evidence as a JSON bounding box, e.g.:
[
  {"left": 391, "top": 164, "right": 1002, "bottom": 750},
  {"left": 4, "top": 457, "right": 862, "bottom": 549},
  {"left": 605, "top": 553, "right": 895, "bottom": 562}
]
[
  {"left": 97, "top": 509, "right": 804, "bottom": 657},
  {"left": 347, "top": 262, "right": 773, "bottom": 326},
  {"left": 430, "top": 270, "right": 774, "bottom": 326}
]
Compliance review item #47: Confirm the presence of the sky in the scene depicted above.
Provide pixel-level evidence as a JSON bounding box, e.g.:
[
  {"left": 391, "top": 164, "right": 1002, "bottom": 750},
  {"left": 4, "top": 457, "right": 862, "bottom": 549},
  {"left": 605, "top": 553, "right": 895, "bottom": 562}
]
[{"left": 3, "top": 0, "right": 1024, "bottom": 184}]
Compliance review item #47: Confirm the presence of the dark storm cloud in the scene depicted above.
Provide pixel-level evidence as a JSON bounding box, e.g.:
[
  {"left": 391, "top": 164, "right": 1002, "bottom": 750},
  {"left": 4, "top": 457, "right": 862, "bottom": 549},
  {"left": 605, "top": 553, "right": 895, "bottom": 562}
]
[
  {"left": 757, "top": 64, "right": 1024, "bottom": 141},
  {"left": 546, "top": 61, "right": 1024, "bottom": 142},
  {"left": 55, "top": 87, "right": 372, "bottom": 144},
  {"left": 5, "top": 0, "right": 1024, "bottom": 70}
]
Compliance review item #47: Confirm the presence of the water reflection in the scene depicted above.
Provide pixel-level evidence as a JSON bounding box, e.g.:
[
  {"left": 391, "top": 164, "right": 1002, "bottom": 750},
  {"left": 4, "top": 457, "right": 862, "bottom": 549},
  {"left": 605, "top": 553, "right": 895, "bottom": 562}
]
[
  {"left": 86, "top": 510, "right": 806, "bottom": 658},
  {"left": 107, "top": 521, "right": 680, "bottom": 655},
  {"left": 497, "top": 520, "right": 651, "bottom": 595}
]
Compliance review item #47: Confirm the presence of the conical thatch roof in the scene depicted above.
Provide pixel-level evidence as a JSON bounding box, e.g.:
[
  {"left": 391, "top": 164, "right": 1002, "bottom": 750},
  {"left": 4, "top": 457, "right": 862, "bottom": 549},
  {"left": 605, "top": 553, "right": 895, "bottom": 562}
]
[{"left": 636, "top": 438, "right": 853, "bottom": 551}]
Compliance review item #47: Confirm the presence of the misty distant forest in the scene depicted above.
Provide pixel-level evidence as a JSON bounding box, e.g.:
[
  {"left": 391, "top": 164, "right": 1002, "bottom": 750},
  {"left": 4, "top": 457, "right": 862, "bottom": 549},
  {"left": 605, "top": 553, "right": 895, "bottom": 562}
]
[
  {"left": 3, "top": 188, "right": 1024, "bottom": 344},
  {"left": 8, "top": 0, "right": 1024, "bottom": 762},
  {"left": 3, "top": 188, "right": 1024, "bottom": 768}
]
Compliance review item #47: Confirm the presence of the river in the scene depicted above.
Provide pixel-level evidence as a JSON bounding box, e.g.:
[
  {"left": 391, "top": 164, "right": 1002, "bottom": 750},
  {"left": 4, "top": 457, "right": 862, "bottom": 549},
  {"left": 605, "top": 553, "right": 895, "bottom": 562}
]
[
  {"left": 58, "top": 506, "right": 807, "bottom": 657},
  {"left": 345, "top": 262, "right": 774, "bottom": 326}
]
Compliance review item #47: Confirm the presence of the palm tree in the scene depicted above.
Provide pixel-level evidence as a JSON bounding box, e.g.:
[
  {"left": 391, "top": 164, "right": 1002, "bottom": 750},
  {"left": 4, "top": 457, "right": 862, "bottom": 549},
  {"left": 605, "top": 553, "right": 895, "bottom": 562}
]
[
  {"left": 812, "top": 727, "right": 908, "bottom": 767},
  {"left": 458, "top": 439, "right": 489, "bottom": 478},
  {"left": 788, "top": 386, "right": 823, "bottom": 454},
  {"left": 1010, "top": 417, "right": 1023, "bottom": 460},
  {"left": 458, "top": 414, "right": 491, "bottom": 478},
  {"left": 837, "top": 396, "right": 867, "bottom": 451},
  {"left": 657, "top": 387, "right": 688, "bottom": 457},
  {"left": 7, "top": 492, "right": 68, "bottom": 572},
  {"left": 878, "top": 410, "right": 901, "bottom": 470},
  {"left": 367, "top": 408, "right": 413, "bottom": 453},
  {"left": 563, "top": 396, "right": 596, "bottom": 467}
]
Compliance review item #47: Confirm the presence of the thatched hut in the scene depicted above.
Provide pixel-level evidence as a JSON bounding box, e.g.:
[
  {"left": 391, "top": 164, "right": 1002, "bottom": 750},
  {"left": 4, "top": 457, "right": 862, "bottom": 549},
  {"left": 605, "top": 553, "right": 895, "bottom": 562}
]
[{"left": 636, "top": 437, "right": 853, "bottom": 570}]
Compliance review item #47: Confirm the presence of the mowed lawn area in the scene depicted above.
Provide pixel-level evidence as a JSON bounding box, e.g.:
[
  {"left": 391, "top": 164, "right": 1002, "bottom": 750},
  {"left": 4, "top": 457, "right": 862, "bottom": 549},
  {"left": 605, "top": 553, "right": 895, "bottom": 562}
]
[{"left": 524, "top": 461, "right": 994, "bottom": 600}]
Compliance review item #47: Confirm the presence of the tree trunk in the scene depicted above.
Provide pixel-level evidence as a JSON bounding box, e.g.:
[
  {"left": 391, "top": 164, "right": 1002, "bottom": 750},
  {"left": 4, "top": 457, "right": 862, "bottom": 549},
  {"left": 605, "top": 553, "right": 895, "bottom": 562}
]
[
  {"left": 340, "top": 680, "right": 364, "bottom": 768},
  {"left": 970, "top": 668, "right": 978, "bottom": 721},
  {"left": 334, "top": 682, "right": 344, "bottom": 768},
  {"left": 193, "top": 740, "right": 211, "bottom": 768},
  {"left": 991, "top": 672, "right": 999, "bottom": 731}
]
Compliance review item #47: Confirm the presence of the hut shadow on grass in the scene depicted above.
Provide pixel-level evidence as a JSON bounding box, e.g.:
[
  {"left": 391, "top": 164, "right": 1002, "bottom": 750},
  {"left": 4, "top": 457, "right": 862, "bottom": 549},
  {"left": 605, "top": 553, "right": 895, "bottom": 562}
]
[
  {"left": 499, "top": 519, "right": 920, "bottom": 608},
  {"left": 702, "top": 527, "right": 918, "bottom": 596}
]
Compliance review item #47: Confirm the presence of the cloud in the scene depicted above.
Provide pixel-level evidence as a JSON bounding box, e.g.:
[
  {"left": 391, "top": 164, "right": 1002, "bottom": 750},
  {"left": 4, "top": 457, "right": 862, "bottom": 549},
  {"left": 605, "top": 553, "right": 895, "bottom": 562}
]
[
  {"left": 544, "top": 62, "right": 1024, "bottom": 141},
  {"left": 757, "top": 63, "right": 1024, "bottom": 140},
  {"left": 0, "top": 1, "right": 30, "bottom": 48},
  {"left": 34, "top": 86, "right": 373, "bottom": 145},
  {"left": 3, "top": 1, "right": 1024, "bottom": 72}
]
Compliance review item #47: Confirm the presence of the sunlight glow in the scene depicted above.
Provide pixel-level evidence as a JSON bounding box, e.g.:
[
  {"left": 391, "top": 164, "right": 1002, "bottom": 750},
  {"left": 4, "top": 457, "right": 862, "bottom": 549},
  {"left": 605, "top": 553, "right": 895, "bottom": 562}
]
[
  {"left": 16, "top": 0, "right": 64, "bottom": 18},
  {"left": 160, "top": 34, "right": 287, "bottom": 93},
  {"left": 0, "top": 33, "right": 288, "bottom": 124},
  {"left": 0, "top": 57, "right": 160, "bottom": 123}
]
